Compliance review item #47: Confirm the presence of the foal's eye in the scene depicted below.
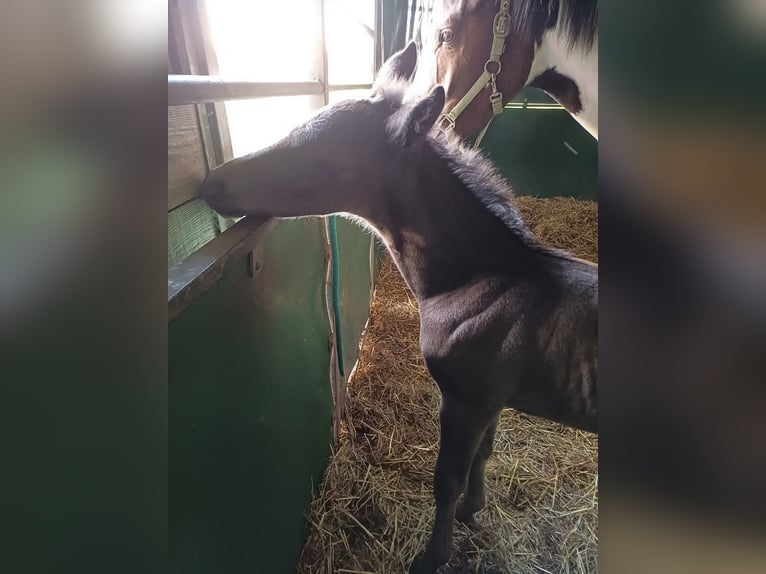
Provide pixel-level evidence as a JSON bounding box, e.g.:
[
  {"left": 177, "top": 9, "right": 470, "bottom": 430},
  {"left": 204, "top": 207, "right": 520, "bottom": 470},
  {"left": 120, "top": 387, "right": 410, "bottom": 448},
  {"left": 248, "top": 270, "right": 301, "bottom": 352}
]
[{"left": 438, "top": 28, "right": 454, "bottom": 44}]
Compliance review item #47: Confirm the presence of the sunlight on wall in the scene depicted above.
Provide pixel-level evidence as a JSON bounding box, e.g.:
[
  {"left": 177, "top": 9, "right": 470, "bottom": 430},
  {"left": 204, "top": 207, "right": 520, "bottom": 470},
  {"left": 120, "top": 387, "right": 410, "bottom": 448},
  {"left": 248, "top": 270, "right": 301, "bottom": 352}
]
[{"left": 204, "top": 0, "right": 374, "bottom": 157}]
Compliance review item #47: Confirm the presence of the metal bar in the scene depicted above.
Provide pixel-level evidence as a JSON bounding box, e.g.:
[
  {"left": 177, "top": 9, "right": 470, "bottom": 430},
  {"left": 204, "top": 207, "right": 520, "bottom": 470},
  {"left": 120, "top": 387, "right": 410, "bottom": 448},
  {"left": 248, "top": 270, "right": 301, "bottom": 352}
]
[
  {"left": 194, "top": 0, "right": 235, "bottom": 164},
  {"left": 505, "top": 103, "right": 565, "bottom": 110},
  {"left": 317, "top": 0, "right": 330, "bottom": 107},
  {"left": 168, "top": 75, "right": 325, "bottom": 105},
  {"left": 168, "top": 216, "right": 277, "bottom": 321},
  {"left": 328, "top": 83, "right": 373, "bottom": 91},
  {"left": 374, "top": 0, "right": 383, "bottom": 71}
]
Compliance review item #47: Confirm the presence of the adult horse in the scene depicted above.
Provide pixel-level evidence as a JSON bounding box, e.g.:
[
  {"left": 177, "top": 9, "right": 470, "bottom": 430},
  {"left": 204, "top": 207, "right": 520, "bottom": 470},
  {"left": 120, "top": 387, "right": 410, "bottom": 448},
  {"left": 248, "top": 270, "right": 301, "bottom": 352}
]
[
  {"left": 201, "top": 43, "right": 597, "bottom": 573},
  {"left": 412, "top": 0, "right": 598, "bottom": 140}
]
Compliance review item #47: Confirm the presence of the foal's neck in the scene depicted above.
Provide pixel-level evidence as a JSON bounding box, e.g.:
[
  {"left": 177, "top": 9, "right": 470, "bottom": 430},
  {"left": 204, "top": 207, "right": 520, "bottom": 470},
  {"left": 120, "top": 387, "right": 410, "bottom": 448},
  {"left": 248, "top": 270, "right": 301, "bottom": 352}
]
[
  {"left": 525, "top": 26, "right": 598, "bottom": 139},
  {"left": 372, "top": 143, "right": 530, "bottom": 301}
]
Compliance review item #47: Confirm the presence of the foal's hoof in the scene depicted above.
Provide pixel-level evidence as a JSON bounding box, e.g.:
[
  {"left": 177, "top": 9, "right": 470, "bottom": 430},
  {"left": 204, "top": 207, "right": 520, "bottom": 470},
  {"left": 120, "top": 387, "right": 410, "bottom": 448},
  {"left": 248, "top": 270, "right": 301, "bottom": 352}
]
[
  {"left": 408, "top": 551, "right": 440, "bottom": 574},
  {"left": 455, "top": 501, "right": 481, "bottom": 526}
]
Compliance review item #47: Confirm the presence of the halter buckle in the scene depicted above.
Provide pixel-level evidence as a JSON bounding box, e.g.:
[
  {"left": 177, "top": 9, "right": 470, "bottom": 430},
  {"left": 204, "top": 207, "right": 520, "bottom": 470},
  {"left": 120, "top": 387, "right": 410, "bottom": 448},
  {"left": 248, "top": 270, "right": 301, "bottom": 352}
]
[
  {"left": 436, "top": 113, "right": 456, "bottom": 132},
  {"left": 493, "top": 5, "right": 511, "bottom": 38},
  {"left": 490, "top": 91, "right": 504, "bottom": 116}
]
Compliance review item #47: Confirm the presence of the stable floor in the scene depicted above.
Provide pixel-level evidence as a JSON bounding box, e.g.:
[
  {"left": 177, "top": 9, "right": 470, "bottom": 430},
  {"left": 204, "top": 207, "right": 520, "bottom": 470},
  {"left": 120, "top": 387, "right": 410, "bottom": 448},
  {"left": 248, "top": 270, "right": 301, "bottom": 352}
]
[{"left": 298, "top": 197, "right": 599, "bottom": 574}]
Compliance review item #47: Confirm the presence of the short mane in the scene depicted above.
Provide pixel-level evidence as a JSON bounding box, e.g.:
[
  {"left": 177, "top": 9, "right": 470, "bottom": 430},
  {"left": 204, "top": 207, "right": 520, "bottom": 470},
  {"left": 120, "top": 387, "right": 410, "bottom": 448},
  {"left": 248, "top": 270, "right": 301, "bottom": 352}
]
[
  {"left": 427, "top": 132, "right": 566, "bottom": 258},
  {"left": 508, "top": 0, "right": 598, "bottom": 49},
  {"left": 374, "top": 88, "right": 569, "bottom": 260}
]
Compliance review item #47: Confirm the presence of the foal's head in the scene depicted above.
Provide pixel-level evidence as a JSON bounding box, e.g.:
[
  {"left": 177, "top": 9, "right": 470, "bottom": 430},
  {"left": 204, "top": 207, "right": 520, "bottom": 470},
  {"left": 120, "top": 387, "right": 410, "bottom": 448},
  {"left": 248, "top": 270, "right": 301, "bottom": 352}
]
[{"left": 201, "top": 42, "right": 445, "bottom": 219}]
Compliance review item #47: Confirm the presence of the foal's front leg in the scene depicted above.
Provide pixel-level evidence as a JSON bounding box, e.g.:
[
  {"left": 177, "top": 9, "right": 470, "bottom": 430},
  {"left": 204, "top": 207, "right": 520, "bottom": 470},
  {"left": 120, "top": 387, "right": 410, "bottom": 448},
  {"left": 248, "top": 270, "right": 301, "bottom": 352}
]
[
  {"left": 409, "top": 395, "right": 497, "bottom": 574},
  {"left": 456, "top": 414, "right": 500, "bottom": 524}
]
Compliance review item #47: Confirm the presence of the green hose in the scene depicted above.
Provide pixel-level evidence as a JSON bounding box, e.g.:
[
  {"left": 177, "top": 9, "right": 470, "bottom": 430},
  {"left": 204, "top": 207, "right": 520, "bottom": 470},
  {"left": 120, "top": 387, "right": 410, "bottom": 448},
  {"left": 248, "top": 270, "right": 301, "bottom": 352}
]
[{"left": 328, "top": 216, "right": 345, "bottom": 377}]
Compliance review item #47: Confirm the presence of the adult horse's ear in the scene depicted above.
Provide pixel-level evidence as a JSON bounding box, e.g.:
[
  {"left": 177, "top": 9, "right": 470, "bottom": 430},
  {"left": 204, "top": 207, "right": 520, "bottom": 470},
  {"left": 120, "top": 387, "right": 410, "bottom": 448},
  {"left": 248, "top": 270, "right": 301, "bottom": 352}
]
[
  {"left": 388, "top": 85, "right": 446, "bottom": 148},
  {"left": 372, "top": 41, "right": 418, "bottom": 93}
]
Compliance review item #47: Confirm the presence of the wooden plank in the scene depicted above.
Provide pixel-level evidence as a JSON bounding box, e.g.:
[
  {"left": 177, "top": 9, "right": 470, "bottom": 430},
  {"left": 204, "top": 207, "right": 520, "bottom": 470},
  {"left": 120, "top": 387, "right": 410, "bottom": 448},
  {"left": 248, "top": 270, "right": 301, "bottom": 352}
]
[
  {"left": 329, "top": 83, "right": 373, "bottom": 91},
  {"left": 195, "top": 103, "right": 219, "bottom": 170},
  {"left": 168, "top": 105, "right": 207, "bottom": 211},
  {"left": 168, "top": 76, "right": 325, "bottom": 105},
  {"left": 168, "top": 0, "right": 192, "bottom": 75},
  {"left": 168, "top": 216, "right": 276, "bottom": 321}
]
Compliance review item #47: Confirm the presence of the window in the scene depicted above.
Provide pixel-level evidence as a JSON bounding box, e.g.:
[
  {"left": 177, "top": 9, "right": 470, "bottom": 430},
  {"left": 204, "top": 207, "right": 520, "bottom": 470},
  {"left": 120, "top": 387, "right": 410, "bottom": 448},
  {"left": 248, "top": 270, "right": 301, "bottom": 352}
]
[
  {"left": 204, "top": 0, "right": 376, "bottom": 157},
  {"left": 167, "top": 0, "right": 377, "bottom": 271}
]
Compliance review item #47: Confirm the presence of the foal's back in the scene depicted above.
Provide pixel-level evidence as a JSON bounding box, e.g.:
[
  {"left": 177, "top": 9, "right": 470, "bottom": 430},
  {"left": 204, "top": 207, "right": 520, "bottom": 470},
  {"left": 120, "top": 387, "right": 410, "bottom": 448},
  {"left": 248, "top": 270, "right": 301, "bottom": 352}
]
[
  {"left": 419, "top": 247, "right": 597, "bottom": 432},
  {"left": 510, "top": 253, "right": 598, "bottom": 431}
]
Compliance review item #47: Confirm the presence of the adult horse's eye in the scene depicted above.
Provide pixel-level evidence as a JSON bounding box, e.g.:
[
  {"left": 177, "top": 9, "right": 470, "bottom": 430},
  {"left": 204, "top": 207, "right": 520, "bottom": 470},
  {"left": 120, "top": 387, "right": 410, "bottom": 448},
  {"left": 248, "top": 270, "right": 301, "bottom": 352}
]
[{"left": 439, "top": 29, "right": 454, "bottom": 44}]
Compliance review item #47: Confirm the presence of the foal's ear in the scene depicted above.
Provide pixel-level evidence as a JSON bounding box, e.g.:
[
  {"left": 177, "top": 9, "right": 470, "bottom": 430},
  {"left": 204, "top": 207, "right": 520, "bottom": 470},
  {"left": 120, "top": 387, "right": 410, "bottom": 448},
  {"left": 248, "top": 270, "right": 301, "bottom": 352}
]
[
  {"left": 372, "top": 41, "right": 418, "bottom": 93},
  {"left": 388, "top": 86, "right": 446, "bottom": 148}
]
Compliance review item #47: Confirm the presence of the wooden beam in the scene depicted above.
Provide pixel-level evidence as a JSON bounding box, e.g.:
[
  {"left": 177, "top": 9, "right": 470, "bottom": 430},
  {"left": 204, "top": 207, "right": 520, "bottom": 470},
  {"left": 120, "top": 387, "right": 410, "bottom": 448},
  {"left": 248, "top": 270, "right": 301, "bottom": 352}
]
[
  {"left": 168, "top": 76, "right": 325, "bottom": 105},
  {"left": 329, "top": 83, "right": 373, "bottom": 91},
  {"left": 168, "top": 216, "right": 277, "bottom": 321}
]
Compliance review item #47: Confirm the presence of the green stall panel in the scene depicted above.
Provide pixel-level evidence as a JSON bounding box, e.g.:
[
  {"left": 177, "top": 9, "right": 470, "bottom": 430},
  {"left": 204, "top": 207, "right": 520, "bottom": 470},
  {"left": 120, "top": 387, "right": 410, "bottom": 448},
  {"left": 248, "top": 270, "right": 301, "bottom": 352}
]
[
  {"left": 168, "top": 4, "right": 410, "bottom": 570},
  {"left": 170, "top": 219, "right": 334, "bottom": 574},
  {"left": 479, "top": 88, "right": 598, "bottom": 201},
  {"left": 170, "top": 216, "right": 378, "bottom": 573},
  {"left": 334, "top": 218, "right": 375, "bottom": 375}
]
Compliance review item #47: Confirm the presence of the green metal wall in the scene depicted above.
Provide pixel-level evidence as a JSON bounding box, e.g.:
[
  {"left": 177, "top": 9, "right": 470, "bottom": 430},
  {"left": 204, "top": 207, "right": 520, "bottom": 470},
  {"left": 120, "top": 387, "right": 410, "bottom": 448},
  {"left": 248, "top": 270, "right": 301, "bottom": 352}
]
[
  {"left": 334, "top": 218, "right": 375, "bottom": 375},
  {"left": 168, "top": 5, "right": 408, "bottom": 571},
  {"left": 479, "top": 88, "right": 598, "bottom": 201},
  {"left": 169, "top": 218, "right": 374, "bottom": 573}
]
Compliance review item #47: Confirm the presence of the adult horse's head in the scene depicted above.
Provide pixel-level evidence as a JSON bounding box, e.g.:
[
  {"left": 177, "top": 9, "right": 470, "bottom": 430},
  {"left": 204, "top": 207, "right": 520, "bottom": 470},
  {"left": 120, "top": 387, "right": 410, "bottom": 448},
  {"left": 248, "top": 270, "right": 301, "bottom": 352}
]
[
  {"left": 413, "top": 0, "right": 598, "bottom": 139},
  {"left": 200, "top": 42, "right": 445, "bottom": 221}
]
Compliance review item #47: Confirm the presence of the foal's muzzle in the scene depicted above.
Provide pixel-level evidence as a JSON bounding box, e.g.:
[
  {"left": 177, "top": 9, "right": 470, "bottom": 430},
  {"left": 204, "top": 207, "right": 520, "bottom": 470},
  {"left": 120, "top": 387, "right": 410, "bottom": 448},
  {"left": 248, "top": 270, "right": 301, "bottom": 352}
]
[
  {"left": 199, "top": 174, "right": 226, "bottom": 201},
  {"left": 199, "top": 174, "right": 245, "bottom": 217}
]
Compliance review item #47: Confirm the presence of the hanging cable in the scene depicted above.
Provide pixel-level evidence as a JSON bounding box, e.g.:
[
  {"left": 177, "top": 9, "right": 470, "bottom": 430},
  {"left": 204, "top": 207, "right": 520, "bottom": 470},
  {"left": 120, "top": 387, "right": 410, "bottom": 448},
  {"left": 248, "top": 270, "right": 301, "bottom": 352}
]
[{"left": 328, "top": 215, "right": 345, "bottom": 377}]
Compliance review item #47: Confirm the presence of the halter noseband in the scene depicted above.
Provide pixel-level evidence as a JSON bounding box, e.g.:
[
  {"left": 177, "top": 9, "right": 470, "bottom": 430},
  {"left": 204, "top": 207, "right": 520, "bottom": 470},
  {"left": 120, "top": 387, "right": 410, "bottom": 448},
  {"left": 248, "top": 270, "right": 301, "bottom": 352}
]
[{"left": 436, "top": 0, "right": 511, "bottom": 146}]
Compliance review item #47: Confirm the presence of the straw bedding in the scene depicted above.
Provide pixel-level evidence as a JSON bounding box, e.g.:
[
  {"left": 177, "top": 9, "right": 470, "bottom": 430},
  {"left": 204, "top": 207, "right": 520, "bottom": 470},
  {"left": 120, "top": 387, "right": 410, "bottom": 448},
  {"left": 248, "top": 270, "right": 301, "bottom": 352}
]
[{"left": 297, "top": 197, "right": 598, "bottom": 573}]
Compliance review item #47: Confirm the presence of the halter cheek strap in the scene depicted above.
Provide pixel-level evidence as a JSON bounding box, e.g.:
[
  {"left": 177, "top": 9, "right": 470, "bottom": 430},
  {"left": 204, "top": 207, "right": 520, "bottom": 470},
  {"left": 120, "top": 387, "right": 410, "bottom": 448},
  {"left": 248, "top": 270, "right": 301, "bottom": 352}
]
[{"left": 436, "top": 0, "right": 511, "bottom": 146}]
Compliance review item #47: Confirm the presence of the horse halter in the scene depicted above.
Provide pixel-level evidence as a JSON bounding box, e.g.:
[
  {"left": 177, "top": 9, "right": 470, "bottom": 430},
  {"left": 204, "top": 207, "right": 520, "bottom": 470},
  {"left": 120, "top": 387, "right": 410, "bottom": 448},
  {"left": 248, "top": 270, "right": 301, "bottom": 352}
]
[{"left": 436, "top": 0, "right": 511, "bottom": 145}]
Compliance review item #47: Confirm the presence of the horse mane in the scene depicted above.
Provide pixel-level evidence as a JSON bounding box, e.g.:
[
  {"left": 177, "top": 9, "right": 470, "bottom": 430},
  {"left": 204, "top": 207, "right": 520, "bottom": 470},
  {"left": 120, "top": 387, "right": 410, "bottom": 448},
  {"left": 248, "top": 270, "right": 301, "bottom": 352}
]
[
  {"left": 374, "top": 86, "right": 567, "bottom": 259},
  {"left": 507, "top": 0, "right": 598, "bottom": 49},
  {"left": 427, "top": 133, "right": 567, "bottom": 258}
]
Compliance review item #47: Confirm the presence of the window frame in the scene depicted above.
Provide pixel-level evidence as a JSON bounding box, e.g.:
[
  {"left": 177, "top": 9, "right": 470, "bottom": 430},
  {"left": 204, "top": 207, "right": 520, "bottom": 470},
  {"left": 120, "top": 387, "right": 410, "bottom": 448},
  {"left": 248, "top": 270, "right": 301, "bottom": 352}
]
[{"left": 167, "top": 0, "right": 378, "bottom": 320}]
